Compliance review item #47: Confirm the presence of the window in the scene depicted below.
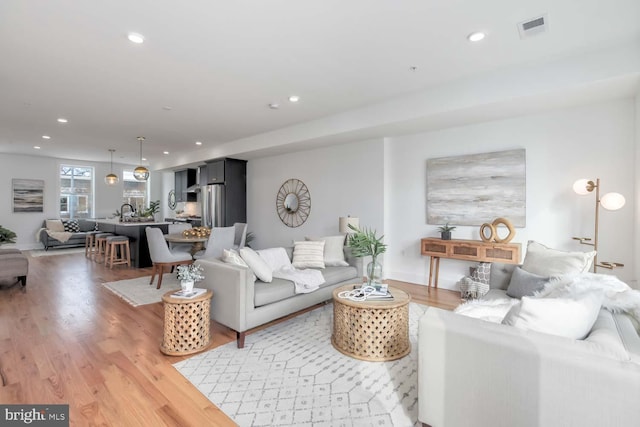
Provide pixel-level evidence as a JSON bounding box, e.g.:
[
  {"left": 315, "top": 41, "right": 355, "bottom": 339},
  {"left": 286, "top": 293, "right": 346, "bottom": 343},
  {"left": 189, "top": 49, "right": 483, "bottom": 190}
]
[
  {"left": 60, "top": 196, "right": 69, "bottom": 214},
  {"left": 59, "top": 165, "right": 94, "bottom": 219},
  {"left": 123, "top": 170, "right": 149, "bottom": 213}
]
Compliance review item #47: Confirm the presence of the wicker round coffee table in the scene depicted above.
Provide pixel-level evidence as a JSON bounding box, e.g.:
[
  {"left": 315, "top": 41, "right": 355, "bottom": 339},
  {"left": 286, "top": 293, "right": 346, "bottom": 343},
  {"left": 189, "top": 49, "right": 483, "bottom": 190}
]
[
  {"left": 332, "top": 284, "right": 411, "bottom": 361},
  {"left": 161, "top": 289, "right": 212, "bottom": 356}
]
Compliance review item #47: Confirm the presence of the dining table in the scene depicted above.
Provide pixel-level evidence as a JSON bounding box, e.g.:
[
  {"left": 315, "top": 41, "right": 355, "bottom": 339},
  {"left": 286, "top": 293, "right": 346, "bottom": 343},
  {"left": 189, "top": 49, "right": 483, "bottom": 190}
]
[{"left": 164, "top": 233, "right": 209, "bottom": 256}]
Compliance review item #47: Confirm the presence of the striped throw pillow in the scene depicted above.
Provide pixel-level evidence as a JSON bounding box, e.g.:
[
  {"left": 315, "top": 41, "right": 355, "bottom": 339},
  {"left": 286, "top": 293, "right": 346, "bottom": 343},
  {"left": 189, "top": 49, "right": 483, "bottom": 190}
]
[{"left": 292, "top": 240, "right": 325, "bottom": 269}]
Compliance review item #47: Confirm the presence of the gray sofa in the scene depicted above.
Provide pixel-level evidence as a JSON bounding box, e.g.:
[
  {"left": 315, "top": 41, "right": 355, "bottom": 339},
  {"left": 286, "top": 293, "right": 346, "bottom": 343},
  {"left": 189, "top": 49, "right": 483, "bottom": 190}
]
[
  {"left": 39, "top": 219, "right": 97, "bottom": 250},
  {"left": 195, "top": 246, "right": 363, "bottom": 348}
]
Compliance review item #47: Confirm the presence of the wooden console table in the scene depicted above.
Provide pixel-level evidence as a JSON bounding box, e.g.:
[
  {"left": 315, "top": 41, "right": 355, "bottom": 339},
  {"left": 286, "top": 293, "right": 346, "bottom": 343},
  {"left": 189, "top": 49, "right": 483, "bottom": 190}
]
[{"left": 420, "top": 238, "right": 521, "bottom": 288}]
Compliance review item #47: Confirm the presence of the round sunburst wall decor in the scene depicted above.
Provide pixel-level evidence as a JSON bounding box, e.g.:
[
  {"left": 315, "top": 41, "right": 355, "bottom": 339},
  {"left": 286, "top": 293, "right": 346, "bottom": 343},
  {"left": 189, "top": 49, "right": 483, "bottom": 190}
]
[{"left": 276, "top": 179, "right": 311, "bottom": 227}]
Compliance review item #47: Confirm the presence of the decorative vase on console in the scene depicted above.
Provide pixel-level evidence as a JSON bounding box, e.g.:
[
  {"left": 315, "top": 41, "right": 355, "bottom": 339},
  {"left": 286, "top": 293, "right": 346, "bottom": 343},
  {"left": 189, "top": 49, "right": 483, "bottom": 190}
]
[{"left": 347, "top": 224, "right": 387, "bottom": 286}]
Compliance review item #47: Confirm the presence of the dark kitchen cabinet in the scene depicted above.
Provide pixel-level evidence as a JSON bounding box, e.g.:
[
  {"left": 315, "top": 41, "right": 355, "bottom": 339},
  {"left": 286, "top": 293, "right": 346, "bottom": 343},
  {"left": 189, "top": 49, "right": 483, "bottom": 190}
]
[
  {"left": 175, "top": 169, "right": 197, "bottom": 202},
  {"left": 202, "top": 158, "right": 246, "bottom": 227},
  {"left": 206, "top": 160, "right": 225, "bottom": 184}
]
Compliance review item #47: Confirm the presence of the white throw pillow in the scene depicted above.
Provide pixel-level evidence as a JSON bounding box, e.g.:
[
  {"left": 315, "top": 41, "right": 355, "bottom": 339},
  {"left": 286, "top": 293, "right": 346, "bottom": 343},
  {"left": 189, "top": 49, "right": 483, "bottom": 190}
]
[
  {"left": 292, "top": 240, "right": 325, "bottom": 269},
  {"left": 46, "top": 219, "right": 64, "bottom": 232},
  {"left": 239, "top": 247, "right": 273, "bottom": 282},
  {"left": 305, "top": 235, "right": 348, "bottom": 267},
  {"left": 223, "top": 249, "right": 256, "bottom": 282},
  {"left": 521, "top": 241, "right": 596, "bottom": 276},
  {"left": 256, "top": 247, "right": 292, "bottom": 271},
  {"left": 223, "top": 248, "right": 248, "bottom": 267},
  {"left": 502, "top": 294, "right": 602, "bottom": 340}
]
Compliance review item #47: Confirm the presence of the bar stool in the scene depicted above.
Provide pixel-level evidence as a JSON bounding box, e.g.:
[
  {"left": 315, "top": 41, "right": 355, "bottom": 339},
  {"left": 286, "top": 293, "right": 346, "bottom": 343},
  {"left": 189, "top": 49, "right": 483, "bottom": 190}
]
[
  {"left": 105, "top": 236, "right": 131, "bottom": 269},
  {"left": 93, "top": 233, "right": 114, "bottom": 263},
  {"left": 85, "top": 231, "right": 100, "bottom": 259}
]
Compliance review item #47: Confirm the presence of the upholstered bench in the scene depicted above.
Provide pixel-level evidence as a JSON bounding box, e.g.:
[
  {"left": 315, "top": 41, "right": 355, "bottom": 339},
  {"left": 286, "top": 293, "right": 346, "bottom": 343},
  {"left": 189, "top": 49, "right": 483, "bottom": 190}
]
[{"left": 0, "top": 249, "right": 29, "bottom": 287}]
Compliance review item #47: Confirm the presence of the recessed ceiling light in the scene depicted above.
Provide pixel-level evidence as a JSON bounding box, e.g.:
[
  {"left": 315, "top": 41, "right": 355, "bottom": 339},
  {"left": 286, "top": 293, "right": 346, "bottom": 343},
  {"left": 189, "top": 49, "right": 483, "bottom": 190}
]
[
  {"left": 57, "top": 118, "right": 68, "bottom": 123},
  {"left": 42, "top": 135, "right": 51, "bottom": 139},
  {"left": 127, "top": 32, "right": 145, "bottom": 44},
  {"left": 195, "top": 141, "right": 202, "bottom": 146},
  {"left": 34, "top": 146, "right": 41, "bottom": 150},
  {"left": 163, "top": 151, "right": 170, "bottom": 155},
  {"left": 142, "top": 157, "right": 147, "bottom": 161},
  {"left": 288, "top": 95, "right": 300, "bottom": 103},
  {"left": 467, "top": 32, "right": 486, "bottom": 42},
  {"left": 268, "top": 103, "right": 280, "bottom": 109}
]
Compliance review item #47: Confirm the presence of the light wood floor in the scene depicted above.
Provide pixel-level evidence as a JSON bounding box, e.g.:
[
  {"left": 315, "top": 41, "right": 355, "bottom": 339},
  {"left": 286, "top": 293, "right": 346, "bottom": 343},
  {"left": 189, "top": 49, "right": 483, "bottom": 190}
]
[{"left": 0, "top": 250, "right": 461, "bottom": 426}]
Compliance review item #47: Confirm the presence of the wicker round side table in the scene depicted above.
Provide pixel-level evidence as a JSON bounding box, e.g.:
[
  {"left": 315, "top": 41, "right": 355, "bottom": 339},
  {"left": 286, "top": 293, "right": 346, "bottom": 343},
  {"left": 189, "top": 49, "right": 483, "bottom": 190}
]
[
  {"left": 160, "top": 289, "right": 212, "bottom": 356},
  {"left": 332, "top": 284, "right": 411, "bottom": 361}
]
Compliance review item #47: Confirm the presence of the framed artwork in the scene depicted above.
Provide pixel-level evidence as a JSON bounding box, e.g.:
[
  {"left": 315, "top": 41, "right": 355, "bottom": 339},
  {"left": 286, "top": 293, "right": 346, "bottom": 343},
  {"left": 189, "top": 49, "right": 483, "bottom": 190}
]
[
  {"left": 426, "top": 149, "right": 526, "bottom": 227},
  {"left": 12, "top": 179, "right": 45, "bottom": 213}
]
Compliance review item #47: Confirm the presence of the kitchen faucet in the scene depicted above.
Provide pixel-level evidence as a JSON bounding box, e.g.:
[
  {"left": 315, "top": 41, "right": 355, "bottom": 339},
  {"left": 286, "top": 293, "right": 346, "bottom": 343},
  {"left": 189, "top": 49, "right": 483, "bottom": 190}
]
[{"left": 120, "top": 203, "right": 135, "bottom": 222}]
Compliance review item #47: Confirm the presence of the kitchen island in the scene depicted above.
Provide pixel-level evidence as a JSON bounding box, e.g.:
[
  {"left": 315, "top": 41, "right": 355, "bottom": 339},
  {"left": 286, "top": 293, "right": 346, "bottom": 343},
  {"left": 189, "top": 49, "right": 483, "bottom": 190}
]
[{"left": 96, "top": 220, "right": 171, "bottom": 268}]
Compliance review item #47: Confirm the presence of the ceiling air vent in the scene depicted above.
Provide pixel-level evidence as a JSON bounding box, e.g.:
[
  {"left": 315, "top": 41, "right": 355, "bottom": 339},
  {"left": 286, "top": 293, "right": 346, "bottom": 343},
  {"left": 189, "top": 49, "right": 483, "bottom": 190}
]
[{"left": 518, "top": 14, "right": 548, "bottom": 39}]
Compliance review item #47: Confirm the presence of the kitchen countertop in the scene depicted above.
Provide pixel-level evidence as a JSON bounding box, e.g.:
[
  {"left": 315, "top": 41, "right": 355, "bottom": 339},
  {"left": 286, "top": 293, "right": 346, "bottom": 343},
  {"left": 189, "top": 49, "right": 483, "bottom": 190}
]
[{"left": 95, "top": 219, "right": 173, "bottom": 227}]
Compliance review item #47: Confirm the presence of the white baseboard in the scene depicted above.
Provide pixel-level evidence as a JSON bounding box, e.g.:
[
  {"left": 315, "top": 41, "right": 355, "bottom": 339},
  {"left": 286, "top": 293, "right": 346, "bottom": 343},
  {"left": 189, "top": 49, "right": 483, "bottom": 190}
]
[{"left": 14, "top": 243, "right": 44, "bottom": 251}]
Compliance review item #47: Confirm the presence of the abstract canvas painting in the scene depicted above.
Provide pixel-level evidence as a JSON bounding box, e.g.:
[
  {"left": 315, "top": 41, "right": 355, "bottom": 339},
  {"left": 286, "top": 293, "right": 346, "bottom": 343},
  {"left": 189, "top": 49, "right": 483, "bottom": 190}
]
[
  {"left": 427, "top": 149, "right": 526, "bottom": 227},
  {"left": 12, "top": 179, "right": 44, "bottom": 213}
]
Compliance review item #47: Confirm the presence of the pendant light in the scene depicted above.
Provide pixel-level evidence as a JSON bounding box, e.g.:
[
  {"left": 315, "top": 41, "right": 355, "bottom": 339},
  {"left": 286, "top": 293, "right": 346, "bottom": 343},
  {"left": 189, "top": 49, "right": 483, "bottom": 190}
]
[
  {"left": 105, "top": 149, "right": 119, "bottom": 185},
  {"left": 133, "top": 136, "right": 149, "bottom": 181}
]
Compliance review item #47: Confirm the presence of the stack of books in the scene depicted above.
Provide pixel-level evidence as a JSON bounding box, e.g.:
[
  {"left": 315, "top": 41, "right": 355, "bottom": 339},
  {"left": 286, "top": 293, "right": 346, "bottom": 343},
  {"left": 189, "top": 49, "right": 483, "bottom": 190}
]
[
  {"left": 366, "top": 284, "right": 394, "bottom": 301},
  {"left": 171, "top": 288, "right": 206, "bottom": 299}
]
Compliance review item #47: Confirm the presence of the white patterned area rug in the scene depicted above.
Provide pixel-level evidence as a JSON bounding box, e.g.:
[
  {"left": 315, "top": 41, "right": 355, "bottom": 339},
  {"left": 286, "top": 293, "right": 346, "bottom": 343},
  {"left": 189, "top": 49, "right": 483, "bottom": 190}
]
[
  {"left": 102, "top": 274, "right": 181, "bottom": 307},
  {"left": 174, "top": 302, "right": 429, "bottom": 427},
  {"left": 28, "top": 247, "right": 86, "bottom": 257}
]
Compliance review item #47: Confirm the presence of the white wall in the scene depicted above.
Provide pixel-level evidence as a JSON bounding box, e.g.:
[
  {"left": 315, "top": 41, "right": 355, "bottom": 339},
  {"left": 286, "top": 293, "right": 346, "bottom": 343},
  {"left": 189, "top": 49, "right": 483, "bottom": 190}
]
[
  {"left": 636, "top": 90, "right": 640, "bottom": 284},
  {"left": 386, "top": 99, "right": 637, "bottom": 289},
  {"left": 247, "top": 139, "right": 385, "bottom": 250},
  {"left": 0, "top": 153, "right": 162, "bottom": 249}
]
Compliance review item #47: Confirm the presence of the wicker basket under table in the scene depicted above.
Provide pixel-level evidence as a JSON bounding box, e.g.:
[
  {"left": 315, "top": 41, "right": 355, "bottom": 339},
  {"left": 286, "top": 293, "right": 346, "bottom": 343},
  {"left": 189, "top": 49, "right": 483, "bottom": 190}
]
[
  {"left": 161, "top": 289, "right": 212, "bottom": 356},
  {"left": 332, "top": 284, "right": 411, "bottom": 361}
]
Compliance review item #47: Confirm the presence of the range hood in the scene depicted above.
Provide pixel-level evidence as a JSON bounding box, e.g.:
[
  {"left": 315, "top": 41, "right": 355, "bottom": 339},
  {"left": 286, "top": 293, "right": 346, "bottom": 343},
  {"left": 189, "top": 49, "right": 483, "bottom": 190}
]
[
  {"left": 186, "top": 167, "right": 201, "bottom": 192},
  {"left": 186, "top": 183, "right": 200, "bottom": 193}
]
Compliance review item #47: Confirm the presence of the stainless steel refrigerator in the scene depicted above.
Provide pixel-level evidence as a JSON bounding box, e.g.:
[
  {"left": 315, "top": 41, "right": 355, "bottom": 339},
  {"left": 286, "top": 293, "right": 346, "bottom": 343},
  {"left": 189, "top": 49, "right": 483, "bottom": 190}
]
[
  {"left": 199, "top": 158, "right": 247, "bottom": 228},
  {"left": 201, "top": 184, "right": 224, "bottom": 228}
]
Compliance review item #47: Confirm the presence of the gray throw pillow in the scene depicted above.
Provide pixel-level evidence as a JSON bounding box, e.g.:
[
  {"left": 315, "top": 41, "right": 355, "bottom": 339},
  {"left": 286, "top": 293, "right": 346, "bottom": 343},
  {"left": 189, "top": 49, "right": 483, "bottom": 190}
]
[{"left": 506, "top": 267, "right": 550, "bottom": 299}]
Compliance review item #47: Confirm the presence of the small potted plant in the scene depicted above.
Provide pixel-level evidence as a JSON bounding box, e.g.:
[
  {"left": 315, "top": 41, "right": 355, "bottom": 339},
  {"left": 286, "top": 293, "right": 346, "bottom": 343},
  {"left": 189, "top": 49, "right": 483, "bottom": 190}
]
[
  {"left": 140, "top": 200, "right": 161, "bottom": 221},
  {"left": 348, "top": 224, "right": 387, "bottom": 285},
  {"left": 0, "top": 225, "right": 17, "bottom": 245},
  {"left": 176, "top": 263, "right": 204, "bottom": 293},
  {"left": 438, "top": 223, "right": 456, "bottom": 240}
]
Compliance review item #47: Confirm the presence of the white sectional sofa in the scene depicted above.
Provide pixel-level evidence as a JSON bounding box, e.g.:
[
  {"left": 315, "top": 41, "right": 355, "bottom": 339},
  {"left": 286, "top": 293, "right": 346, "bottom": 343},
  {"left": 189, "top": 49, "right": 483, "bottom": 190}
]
[
  {"left": 418, "top": 259, "right": 640, "bottom": 427},
  {"left": 418, "top": 305, "right": 640, "bottom": 427}
]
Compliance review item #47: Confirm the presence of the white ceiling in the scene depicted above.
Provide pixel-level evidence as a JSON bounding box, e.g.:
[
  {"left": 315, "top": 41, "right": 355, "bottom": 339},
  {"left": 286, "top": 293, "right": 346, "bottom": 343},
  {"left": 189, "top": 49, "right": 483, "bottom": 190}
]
[{"left": 0, "top": 0, "right": 639, "bottom": 169}]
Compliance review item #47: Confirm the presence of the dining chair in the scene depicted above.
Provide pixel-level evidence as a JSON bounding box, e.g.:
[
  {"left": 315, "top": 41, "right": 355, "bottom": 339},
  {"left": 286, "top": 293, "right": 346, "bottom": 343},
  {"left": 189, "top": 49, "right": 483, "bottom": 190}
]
[
  {"left": 145, "top": 227, "right": 193, "bottom": 289},
  {"left": 193, "top": 225, "right": 237, "bottom": 260},
  {"left": 233, "top": 222, "right": 248, "bottom": 249},
  {"left": 168, "top": 222, "right": 193, "bottom": 252}
]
